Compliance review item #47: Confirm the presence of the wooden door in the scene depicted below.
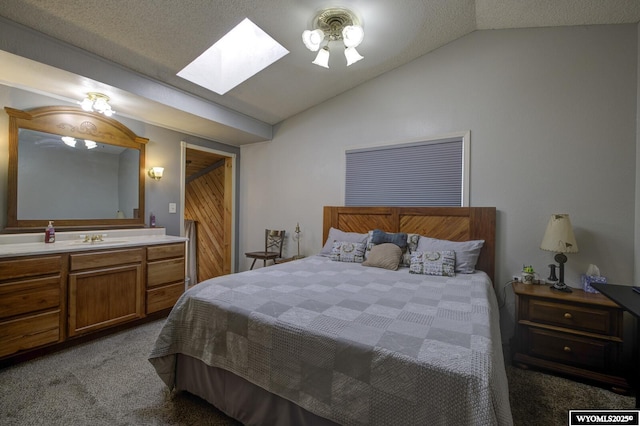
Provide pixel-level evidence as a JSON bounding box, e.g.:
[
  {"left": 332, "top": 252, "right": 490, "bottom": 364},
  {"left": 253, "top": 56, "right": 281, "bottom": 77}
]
[{"left": 185, "top": 151, "right": 233, "bottom": 282}]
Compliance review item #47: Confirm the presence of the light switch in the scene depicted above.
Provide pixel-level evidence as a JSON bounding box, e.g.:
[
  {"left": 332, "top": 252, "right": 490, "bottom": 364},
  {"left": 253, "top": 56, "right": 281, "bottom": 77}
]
[{"left": 169, "top": 203, "right": 177, "bottom": 213}]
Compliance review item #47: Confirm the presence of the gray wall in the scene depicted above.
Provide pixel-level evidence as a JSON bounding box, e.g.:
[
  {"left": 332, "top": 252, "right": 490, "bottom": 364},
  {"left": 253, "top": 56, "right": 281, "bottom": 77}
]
[{"left": 240, "top": 24, "right": 638, "bottom": 341}]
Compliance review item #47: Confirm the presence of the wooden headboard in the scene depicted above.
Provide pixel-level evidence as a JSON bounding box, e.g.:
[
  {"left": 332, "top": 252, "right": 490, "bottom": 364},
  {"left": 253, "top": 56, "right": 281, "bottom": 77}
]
[{"left": 323, "top": 206, "right": 496, "bottom": 283}]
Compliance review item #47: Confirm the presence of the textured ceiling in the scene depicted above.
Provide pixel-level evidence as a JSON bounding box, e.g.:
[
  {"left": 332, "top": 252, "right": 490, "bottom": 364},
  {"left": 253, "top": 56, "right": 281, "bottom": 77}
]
[{"left": 0, "top": 0, "right": 639, "bottom": 143}]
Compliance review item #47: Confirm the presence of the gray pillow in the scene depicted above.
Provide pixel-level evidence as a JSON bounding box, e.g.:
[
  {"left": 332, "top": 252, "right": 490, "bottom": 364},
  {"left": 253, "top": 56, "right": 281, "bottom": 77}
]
[
  {"left": 417, "top": 237, "right": 484, "bottom": 274},
  {"left": 320, "top": 227, "right": 369, "bottom": 256},
  {"left": 362, "top": 243, "right": 402, "bottom": 270}
]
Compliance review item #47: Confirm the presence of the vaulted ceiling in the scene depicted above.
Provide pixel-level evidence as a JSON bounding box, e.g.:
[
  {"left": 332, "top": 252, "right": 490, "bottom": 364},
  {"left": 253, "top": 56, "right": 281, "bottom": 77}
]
[{"left": 1, "top": 1, "right": 638, "bottom": 145}]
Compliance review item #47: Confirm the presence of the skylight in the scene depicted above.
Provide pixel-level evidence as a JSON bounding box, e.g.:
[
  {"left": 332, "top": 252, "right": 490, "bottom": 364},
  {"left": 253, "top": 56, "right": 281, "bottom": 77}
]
[{"left": 177, "top": 18, "right": 288, "bottom": 95}]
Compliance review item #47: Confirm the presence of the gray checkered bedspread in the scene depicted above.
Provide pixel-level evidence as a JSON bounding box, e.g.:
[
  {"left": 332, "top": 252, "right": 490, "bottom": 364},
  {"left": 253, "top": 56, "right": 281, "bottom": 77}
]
[{"left": 149, "top": 255, "right": 513, "bottom": 425}]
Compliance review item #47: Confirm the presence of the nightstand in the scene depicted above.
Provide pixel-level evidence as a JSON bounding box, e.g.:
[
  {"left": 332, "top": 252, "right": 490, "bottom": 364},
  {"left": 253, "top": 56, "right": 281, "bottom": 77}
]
[{"left": 512, "top": 282, "right": 630, "bottom": 393}]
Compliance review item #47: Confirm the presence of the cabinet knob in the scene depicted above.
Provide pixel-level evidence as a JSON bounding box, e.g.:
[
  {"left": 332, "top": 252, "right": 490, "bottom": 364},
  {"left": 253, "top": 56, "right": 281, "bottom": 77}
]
[
  {"left": 564, "top": 312, "right": 572, "bottom": 319},
  {"left": 563, "top": 346, "right": 572, "bottom": 353}
]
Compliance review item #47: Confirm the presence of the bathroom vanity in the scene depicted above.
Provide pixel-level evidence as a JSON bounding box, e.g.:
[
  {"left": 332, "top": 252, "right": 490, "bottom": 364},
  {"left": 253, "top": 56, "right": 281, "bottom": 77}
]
[{"left": 0, "top": 229, "right": 186, "bottom": 362}]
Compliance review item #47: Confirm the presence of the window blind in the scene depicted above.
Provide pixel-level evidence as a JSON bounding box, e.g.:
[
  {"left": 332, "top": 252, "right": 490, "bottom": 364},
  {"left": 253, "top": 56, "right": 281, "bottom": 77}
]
[{"left": 345, "top": 137, "right": 464, "bottom": 207}]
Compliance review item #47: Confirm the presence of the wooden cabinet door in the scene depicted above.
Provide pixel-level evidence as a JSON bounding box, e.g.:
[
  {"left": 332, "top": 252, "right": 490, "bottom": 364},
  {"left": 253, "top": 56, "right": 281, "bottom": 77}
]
[{"left": 68, "top": 264, "right": 143, "bottom": 337}]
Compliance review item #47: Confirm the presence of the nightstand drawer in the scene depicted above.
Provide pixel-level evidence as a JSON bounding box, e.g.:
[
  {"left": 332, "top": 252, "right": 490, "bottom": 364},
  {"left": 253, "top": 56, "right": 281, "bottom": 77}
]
[
  {"left": 528, "top": 298, "right": 613, "bottom": 335},
  {"left": 527, "top": 327, "right": 613, "bottom": 370}
]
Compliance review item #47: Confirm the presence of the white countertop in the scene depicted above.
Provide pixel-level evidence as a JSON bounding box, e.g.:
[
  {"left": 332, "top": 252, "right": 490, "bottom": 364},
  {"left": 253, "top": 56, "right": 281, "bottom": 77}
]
[{"left": 0, "top": 228, "right": 188, "bottom": 258}]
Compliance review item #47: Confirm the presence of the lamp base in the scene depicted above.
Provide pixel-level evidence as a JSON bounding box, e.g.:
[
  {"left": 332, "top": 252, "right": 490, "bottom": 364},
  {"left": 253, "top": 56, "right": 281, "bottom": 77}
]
[{"left": 550, "top": 281, "right": 572, "bottom": 293}]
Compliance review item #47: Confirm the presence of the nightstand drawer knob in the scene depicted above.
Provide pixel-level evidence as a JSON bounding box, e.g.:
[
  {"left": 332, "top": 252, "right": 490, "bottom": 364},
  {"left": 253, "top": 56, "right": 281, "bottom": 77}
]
[
  {"left": 563, "top": 346, "right": 572, "bottom": 353},
  {"left": 564, "top": 313, "right": 572, "bottom": 319}
]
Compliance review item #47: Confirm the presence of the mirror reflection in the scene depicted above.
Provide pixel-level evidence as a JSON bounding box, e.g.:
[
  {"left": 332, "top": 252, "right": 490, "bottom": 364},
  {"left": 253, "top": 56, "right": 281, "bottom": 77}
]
[
  {"left": 5, "top": 105, "right": 147, "bottom": 231},
  {"left": 18, "top": 129, "right": 140, "bottom": 220}
]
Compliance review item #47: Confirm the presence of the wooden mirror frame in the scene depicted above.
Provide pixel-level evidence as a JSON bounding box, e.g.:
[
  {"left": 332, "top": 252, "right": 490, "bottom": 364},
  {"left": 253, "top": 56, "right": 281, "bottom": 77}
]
[{"left": 4, "top": 106, "right": 148, "bottom": 232}]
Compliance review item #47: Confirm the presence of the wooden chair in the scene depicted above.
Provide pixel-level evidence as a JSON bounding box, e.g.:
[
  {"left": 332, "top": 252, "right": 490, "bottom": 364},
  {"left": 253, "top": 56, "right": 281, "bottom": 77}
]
[{"left": 245, "top": 229, "right": 285, "bottom": 270}]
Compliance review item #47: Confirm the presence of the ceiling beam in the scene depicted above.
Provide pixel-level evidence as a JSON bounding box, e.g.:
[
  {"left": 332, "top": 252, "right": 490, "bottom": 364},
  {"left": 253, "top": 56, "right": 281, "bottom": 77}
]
[{"left": 0, "top": 16, "right": 272, "bottom": 144}]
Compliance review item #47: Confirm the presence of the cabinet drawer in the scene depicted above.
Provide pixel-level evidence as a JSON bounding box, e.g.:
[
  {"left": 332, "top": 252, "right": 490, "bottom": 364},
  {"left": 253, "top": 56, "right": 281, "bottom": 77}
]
[
  {"left": 0, "top": 276, "right": 61, "bottom": 320},
  {"left": 0, "top": 310, "right": 60, "bottom": 358},
  {"left": 70, "top": 248, "right": 143, "bottom": 271},
  {"left": 526, "top": 327, "right": 614, "bottom": 370},
  {"left": 147, "top": 258, "right": 185, "bottom": 288},
  {"left": 147, "top": 243, "right": 184, "bottom": 261},
  {"left": 146, "top": 282, "right": 184, "bottom": 314},
  {"left": 0, "top": 255, "right": 62, "bottom": 281},
  {"left": 528, "top": 299, "right": 614, "bottom": 335}
]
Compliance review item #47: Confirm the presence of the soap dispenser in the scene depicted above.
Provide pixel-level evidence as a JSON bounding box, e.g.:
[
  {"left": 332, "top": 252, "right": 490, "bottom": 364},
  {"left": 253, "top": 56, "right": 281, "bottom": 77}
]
[{"left": 45, "top": 221, "right": 55, "bottom": 243}]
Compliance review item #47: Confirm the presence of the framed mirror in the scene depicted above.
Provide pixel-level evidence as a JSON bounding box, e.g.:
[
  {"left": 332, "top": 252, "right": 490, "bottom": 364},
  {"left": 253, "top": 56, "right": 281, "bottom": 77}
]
[{"left": 4, "top": 106, "right": 148, "bottom": 231}]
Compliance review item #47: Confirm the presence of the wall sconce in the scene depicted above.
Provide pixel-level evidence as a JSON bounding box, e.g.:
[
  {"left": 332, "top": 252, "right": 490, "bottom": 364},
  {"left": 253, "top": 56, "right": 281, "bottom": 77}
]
[
  {"left": 148, "top": 167, "right": 164, "bottom": 180},
  {"left": 302, "top": 7, "right": 364, "bottom": 68}
]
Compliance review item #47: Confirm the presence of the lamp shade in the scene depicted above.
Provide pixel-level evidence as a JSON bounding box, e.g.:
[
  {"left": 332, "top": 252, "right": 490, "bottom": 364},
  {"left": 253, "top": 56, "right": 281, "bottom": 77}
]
[
  {"left": 149, "top": 166, "right": 164, "bottom": 180},
  {"left": 302, "top": 29, "right": 324, "bottom": 51},
  {"left": 344, "top": 46, "right": 363, "bottom": 66},
  {"left": 342, "top": 25, "right": 364, "bottom": 48},
  {"left": 540, "top": 214, "right": 578, "bottom": 253},
  {"left": 312, "top": 47, "right": 330, "bottom": 68}
]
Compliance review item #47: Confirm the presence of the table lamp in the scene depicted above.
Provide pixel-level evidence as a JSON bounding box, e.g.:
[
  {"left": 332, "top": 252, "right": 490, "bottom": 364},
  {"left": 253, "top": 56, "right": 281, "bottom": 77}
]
[
  {"left": 540, "top": 214, "right": 578, "bottom": 293},
  {"left": 294, "top": 223, "right": 302, "bottom": 258}
]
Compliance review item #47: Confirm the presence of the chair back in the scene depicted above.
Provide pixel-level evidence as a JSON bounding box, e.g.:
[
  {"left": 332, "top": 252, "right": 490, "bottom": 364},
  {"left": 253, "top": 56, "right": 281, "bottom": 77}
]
[{"left": 265, "top": 229, "right": 285, "bottom": 256}]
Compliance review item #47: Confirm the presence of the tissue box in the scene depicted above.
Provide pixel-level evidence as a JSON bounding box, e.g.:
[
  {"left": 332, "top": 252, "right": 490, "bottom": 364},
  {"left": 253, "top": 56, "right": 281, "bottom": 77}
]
[{"left": 581, "top": 274, "right": 606, "bottom": 294}]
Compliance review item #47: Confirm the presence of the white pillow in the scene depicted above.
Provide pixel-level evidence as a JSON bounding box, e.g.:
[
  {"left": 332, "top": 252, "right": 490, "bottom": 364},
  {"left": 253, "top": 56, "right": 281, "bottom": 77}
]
[
  {"left": 320, "top": 227, "right": 369, "bottom": 256},
  {"left": 416, "top": 237, "right": 484, "bottom": 274},
  {"left": 409, "top": 250, "right": 456, "bottom": 277},
  {"left": 329, "top": 241, "right": 366, "bottom": 263}
]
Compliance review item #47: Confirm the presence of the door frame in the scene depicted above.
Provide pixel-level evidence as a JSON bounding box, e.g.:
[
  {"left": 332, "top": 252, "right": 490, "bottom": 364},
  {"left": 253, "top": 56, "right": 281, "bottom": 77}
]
[{"left": 180, "top": 141, "right": 236, "bottom": 274}]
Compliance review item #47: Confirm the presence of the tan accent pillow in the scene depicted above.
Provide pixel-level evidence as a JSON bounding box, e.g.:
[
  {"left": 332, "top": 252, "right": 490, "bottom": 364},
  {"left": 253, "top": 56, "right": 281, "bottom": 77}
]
[{"left": 362, "top": 243, "right": 402, "bottom": 270}]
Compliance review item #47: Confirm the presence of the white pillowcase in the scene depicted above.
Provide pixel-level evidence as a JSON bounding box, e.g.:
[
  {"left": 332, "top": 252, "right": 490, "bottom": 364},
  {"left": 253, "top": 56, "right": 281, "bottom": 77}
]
[
  {"left": 416, "top": 237, "right": 484, "bottom": 274},
  {"left": 329, "top": 241, "right": 366, "bottom": 263},
  {"left": 320, "top": 227, "right": 369, "bottom": 256},
  {"left": 409, "top": 250, "right": 456, "bottom": 277}
]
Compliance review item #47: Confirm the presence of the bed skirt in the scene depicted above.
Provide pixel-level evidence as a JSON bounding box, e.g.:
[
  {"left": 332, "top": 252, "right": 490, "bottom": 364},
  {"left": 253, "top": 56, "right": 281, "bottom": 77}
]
[{"left": 176, "top": 354, "right": 339, "bottom": 426}]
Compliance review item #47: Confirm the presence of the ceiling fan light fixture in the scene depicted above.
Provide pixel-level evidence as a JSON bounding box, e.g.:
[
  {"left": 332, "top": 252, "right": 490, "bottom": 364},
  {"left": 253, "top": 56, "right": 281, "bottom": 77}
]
[
  {"left": 302, "top": 7, "right": 364, "bottom": 68},
  {"left": 312, "top": 46, "right": 330, "bottom": 68}
]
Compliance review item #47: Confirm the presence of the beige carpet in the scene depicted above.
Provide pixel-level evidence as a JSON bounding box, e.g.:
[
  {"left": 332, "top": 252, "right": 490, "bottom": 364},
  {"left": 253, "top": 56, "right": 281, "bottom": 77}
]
[{"left": 0, "top": 319, "right": 634, "bottom": 425}]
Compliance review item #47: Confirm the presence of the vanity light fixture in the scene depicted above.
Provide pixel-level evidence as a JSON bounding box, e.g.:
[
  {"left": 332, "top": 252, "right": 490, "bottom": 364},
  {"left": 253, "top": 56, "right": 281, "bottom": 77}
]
[
  {"left": 302, "top": 7, "right": 364, "bottom": 68},
  {"left": 79, "top": 92, "right": 115, "bottom": 116},
  {"left": 148, "top": 167, "right": 164, "bottom": 180}
]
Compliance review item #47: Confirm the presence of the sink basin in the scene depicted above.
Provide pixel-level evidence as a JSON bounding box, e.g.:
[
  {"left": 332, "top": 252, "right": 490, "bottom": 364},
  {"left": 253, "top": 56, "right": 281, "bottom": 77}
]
[{"left": 67, "top": 239, "right": 129, "bottom": 245}]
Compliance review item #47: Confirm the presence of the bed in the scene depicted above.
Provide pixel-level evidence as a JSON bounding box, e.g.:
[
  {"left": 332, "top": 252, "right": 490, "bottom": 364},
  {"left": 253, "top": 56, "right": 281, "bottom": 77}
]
[{"left": 149, "top": 206, "right": 513, "bottom": 425}]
